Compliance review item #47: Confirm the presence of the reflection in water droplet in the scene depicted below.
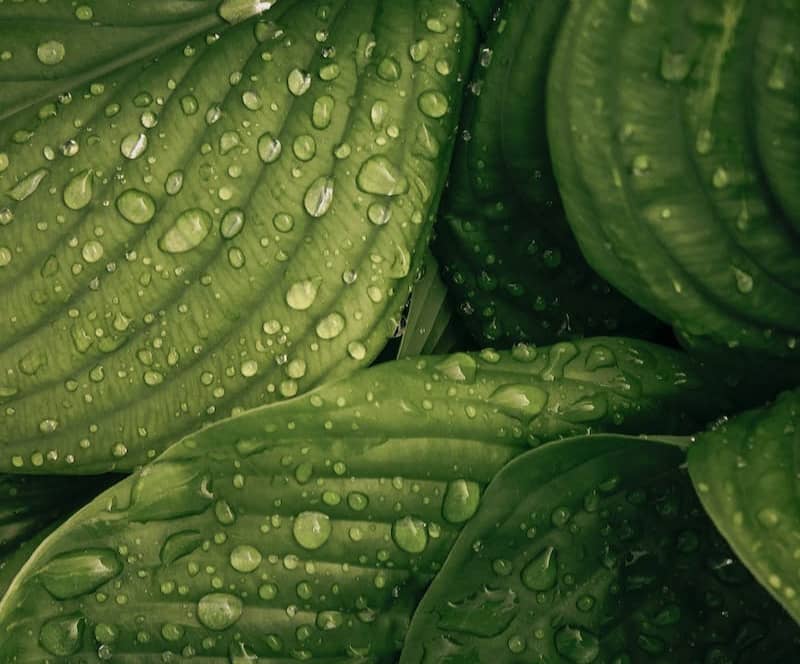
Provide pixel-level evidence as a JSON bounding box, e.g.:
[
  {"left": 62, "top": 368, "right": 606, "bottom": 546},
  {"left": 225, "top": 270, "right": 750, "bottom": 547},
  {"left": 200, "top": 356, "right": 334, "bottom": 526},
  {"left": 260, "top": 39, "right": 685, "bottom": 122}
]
[
  {"left": 197, "top": 593, "right": 243, "bottom": 630},
  {"left": 159, "top": 209, "right": 212, "bottom": 254},
  {"left": 293, "top": 511, "right": 332, "bottom": 550},
  {"left": 356, "top": 156, "right": 409, "bottom": 196},
  {"left": 304, "top": 176, "right": 335, "bottom": 217},
  {"left": 120, "top": 133, "right": 148, "bottom": 160},
  {"left": 442, "top": 479, "right": 481, "bottom": 523},
  {"left": 37, "top": 40, "right": 66, "bottom": 65},
  {"left": 418, "top": 90, "right": 449, "bottom": 118},
  {"left": 257, "top": 132, "right": 282, "bottom": 163},
  {"left": 116, "top": 189, "right": 156, "bottom": 225},
  {"left": 315, "top": 312, "right": 345, "bottom": 339},
  {"left": 63, "top": 169, "right": 93, "bottom": 210},
  {"left": 288, "top": 68, "right": 312, "bottom": 96},
  {"left": 219, "top": 0, "right": 276, "bottom": 24},
  {"left": 392, "top": 515, "right": 428, "bottom": 553}
]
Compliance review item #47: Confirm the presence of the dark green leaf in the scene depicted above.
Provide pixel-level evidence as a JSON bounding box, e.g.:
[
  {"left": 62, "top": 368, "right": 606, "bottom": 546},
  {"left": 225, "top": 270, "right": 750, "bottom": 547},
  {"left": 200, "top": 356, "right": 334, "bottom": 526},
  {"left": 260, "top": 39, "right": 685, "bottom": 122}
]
[
  {"left": 402, "top": 435, "right": 800, "bottom": 663},
  {"left": 689, "top": 388, "right": 800, "bottom": 624}
]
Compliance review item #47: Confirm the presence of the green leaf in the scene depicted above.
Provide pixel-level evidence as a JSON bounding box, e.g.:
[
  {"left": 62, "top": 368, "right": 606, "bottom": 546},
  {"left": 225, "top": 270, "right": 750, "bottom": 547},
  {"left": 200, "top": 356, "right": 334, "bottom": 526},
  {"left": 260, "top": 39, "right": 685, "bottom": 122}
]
[
  {"left": 0, "top": 0, "right": 480, "bottom": 473},
  {"left": 689, "top": 388, "right": 800, "bottom": 624},
  {"left": 548, "top": 0, "right": 800, "bottom": 362},
  {"left": 434, "top": 0, "right": 662, "bottom": 348},
  {"left": 0, "top": 339, "right": 732, "bottom": 659},
  {"left": 0, "top": 0, "right": 248, "bottom": 122},
  {"left": 401, "top": 435, "right": 800, "bottom": 663}
]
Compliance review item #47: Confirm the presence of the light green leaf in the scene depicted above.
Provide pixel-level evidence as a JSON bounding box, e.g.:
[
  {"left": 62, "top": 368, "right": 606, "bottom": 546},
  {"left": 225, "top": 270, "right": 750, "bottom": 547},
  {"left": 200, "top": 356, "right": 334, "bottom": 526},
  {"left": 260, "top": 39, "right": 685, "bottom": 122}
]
[
  {"left": 0, "top": 0, "right": 480, "bottom": 473},
  {"left": 402, "top": 435, "right": 800, "bottom": 663},
  {"left": 689, "top": 388, "right": 800, "bottom": 624}
]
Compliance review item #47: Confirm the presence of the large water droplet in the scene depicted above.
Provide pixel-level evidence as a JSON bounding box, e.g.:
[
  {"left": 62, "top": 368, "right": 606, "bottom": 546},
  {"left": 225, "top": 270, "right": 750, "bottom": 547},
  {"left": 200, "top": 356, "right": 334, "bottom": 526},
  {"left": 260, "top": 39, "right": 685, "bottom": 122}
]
[
  {"left": 315, "top": 312, "right": 345, "bottom": 339},
  {"left": 392, "top": 515, "right": 428, "bottom": 553},
  {"left": 489, "top": 384, "right": 548, "bottom": 419},
  {"left": 554, "top": 625, "right": 600, "bottom": 663},
  {"left": 197, "top": 593, "right": 243, "bottom": 630},
  {"left": 63, "top": 169, "right": 93, "bottom": 210},
  {"left": 304, "top": 176, "right": 335, "bottom": 217},
  {"left": 8, "top": 168, "right": 48, "bottom": 201},
  {"left": 286, "top": 278, "right": 320, "bottom": 310},
  {"left": 356, "top": 156, "right": 409, "bottom": 196},
  {"left": 418, "top": 90, "right": 449, "bottom": 118},
  {"left": 39, "top": 615, "right": 85, "bottom": 656},
  {"left": 442, "top": 479, "right": 481, "bottom": 523},
  {"left": 521, "top": 546, "right": 558, "bottom": 591},
  {"left": 293, "top": 511, "right": 332, "bottom": 550},
  {"left": 116, "top": 189, "right": 156, "bottom": 225},
  {"left": 287, "top": 68, "right": 312, "bottom": 96},
  {"left": 39, "top": 549, "right": 122, "bottom": 600},
  {"left": 159, "top": 209, "right": 212, "bottom": 253},
  {"left": 218, "top": 0, "right": 276, "bottom": 24},
  {"left": 129, "top": 462, "right": 213, "bottom": 521},
  {"left": 257, "top": 132, "right": 282, "bottom": 163},
  {"left": 120, "top": 133, "right": 148, "bottom": 160},
  {"left": 160, "top": 530, "right": 204, "bottom": 565},
  {"left": 221, "top": 208, "right": 246, "bottom": 239},
  {"left": 36, "top": 40, "right": 66, "bottom": 65},
  {"left": 230, "top": 545, "right": 262, "bottom": 573},
  {"left": 435, "top": 353, "right": 477, "bottom": 383}
]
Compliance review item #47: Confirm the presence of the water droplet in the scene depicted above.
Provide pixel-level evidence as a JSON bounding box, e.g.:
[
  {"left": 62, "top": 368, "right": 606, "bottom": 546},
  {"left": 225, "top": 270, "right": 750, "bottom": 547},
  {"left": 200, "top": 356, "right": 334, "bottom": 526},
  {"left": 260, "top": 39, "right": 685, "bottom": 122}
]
[
  {"left": 180, "top": 95, "right": 199, "bottom": 115},
  {"left": 273, "top": 212, "right": 294, "bottom": 232},
  {"left": 442, "top": 479, "right": 481, "bottom": 523},
  {"left": 36, "top": 40, "right": 66, "bottom": 65},
  {"left": 129, "top": 462, "right": 213, "bottom": 522},
  {"left": 418, "top": 90, "right": 449, "bottom": 118},
  {"left": 165, "top": 170, "right": 184, "bottom": 195},
  {"left": 712, "top": 167, "right": 730, "bottom": 188},
  {"left": 218, "top": 0, "right": 275, "bottom": 24},
  {"left": 242, "top": 90, "right": 262, "bottom": 110},
  {"left": 409, "top": 39, "right": 430, "bottom": 62},
  {"left": 367, "top": 202, "right": 392, "bottom": 225},
  {"left": 315, "top": 312, "right": 345, "bottom": 339},
  {"left": 304, "top": 176, "right": 335, "bottom": 217},
  {"left": 287, "top": 68, "right": 312, "bottom": 96},
  {"left": 220, "top": 130, "right": 241, "bottom": 154},
  {"left": 293, "top": 134, "right": 316, "bottom": 161},
  {"left": 40, "top": 549, "right": 122, "bottom": 599},
  {"left": 120, "top": 133, "right": 148, "bottom": 160},
  {"left": 63, "top": 169, "right": 93, "bottom": 210},
  {"left": 81, "top": 239, "right": 104, "bottom": 263},
  {"left": 312, "top": 95, "right": 335, "bottom": 129},
  {"left": 39, "top": 615, "right": 85, "bottom": 656},
  {"left": 357, "top": 156, "right": 409, "bottom": 196},
  {"left": 230, "top": 545, "right": 262, "bottom": 573},
  {"left": 293, "top": 511, "right": 332, "bottom": 550},
  {"left": 377, "top": 57, "right": 401, "bottom": 81},
  {"left": 221, "top": 209, "right": 246, "bottom": 239},
  {"left": 554, "top": 625, "right": 600, "bottom": 663},
  {"left": 521, "top": 546, "right": 558, "bottom": 591},
  {"left": 75, "top": 5, "right": 93, "bottom": 20},
  {"left": 160, "top": 530, "right": 204, "bottom": 565},
  {"left": 489, "top": 384, "right": 548, "bottom": 418},
  {"left": 159, "top": 209, "right": 212, "bottom": 253},
  {"left": 392, "top": 515, "right": 428, "bottom": 553},
  {"left": 8, "top": 168, "right": 48, "bottom": 201},
  {"left": 347, "top": 340, "right": 367, "bottom": 360},
  {"left": 197, "top": 593, "right": 243, "bottom": 630},
  {"left": 660, "top": 48, "right": 691, "bottom": 81},
  {"left": 286, "top": 278, "right": 320, "bottom": 310},
  {"left": 257, "top": 132, "right": 282, "bottom": 163},
  {"left": 733, "top": 267, "right": 753, "bottom": 294},
  {"left": 435, "top": 353, "right": 477, "bottom": 382},
  {"left": 116, "top": 189, "right": 156, "bottom": 225}
]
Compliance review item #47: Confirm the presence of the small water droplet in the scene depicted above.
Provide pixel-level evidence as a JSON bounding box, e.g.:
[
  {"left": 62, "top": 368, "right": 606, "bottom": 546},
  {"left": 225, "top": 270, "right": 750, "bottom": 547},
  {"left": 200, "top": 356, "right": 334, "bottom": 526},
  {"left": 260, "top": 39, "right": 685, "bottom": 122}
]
[
  {"left": 39, "top": 615, "right": 85, "bottom": 656},
  {"left": 221, "top": 209, "right": 246, "bottom": 239},
  {"left": 316, "top": 312, "right": 345, "bottom": 339},
  {"left": 230, "top": 545, "right": 262, "bottom": 573},
  {"left": 357, "top": 155, "right": 409, "bottom": 196},
  {"left": 418, "top": 90, "right": 449, "bottom": 118},
  {"left": 312, "top": 95, "right": 335, "bottom": 129},
  {"left": 8, "top": 168, "right": 48, "bottom": 201},
  {"left": 120, "top": 133, "right": 148, "bottom": 160},
  {"left": 288, "top": 68, "right": 312, "bottom": 96},
  {"left": 36, "top": 40, "right": 66, "bottom": 65},
  {"left": 521, "top": 546, "right": 558, "bottom": 591},
  {"left": 442, "top": 479, "right": 481, "bottom": 523},
  {"left": 286, "top": 278, "right": 320, "bottom": 311},
  {"left": 554, "top": 625, "right": 600, "bottom": 663}
]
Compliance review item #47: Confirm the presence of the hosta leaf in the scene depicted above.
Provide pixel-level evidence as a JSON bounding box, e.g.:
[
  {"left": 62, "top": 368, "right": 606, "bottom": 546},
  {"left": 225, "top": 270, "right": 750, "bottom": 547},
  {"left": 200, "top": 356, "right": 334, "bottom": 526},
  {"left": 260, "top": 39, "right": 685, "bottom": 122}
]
[
  {"left": 401, "top": 436, "right": 800, "bottom": 663},
  {"left": 0, "top": 0, "right": 265, "bottom": 121},
  {"left": 689, "top": 388, "right": 800, "bottom": 624},
  {"left": 0, "top": 0, "right": 481, "bottom": 473},
  {"left": 0, "top": 339, "right": 733, "bottom": 660}
]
